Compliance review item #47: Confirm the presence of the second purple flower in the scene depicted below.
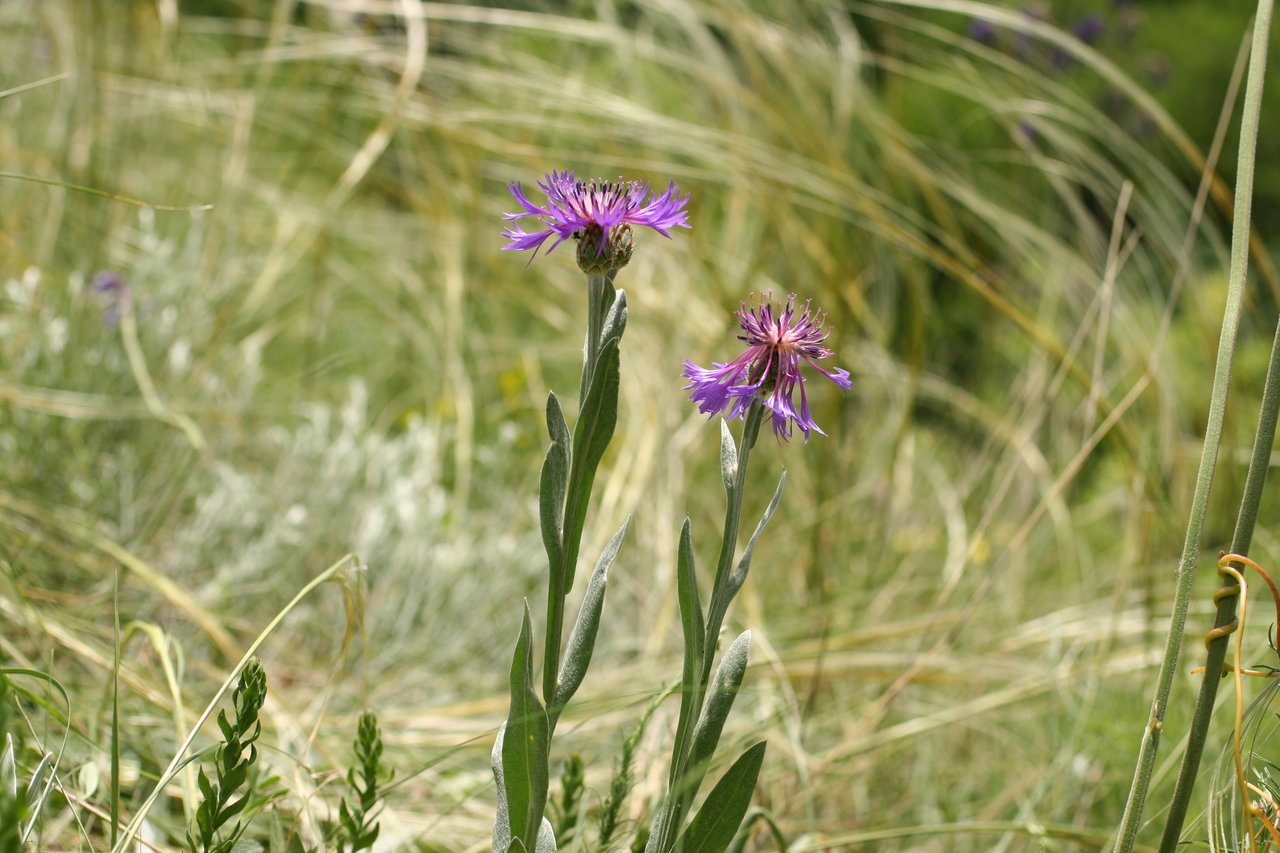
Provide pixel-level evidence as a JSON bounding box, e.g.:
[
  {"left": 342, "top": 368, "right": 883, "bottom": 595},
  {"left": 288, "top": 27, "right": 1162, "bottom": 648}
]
[{"left": 683, "top": 292, "right": 852, "bottom": 441}]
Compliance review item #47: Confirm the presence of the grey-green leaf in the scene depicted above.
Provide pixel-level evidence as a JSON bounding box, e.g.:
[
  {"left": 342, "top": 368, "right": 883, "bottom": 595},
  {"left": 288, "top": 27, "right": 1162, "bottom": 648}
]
[
  {"left": 562, "top": 337, "right": 621, "bottom": 589},
  {"left": 719, "top": 421, "right": 737, "bottom": 494},
  {"left": 535, "top": 817, "right": 558, "bottom": 853},
  {"left": 1, "top": 733, "right": 15, "bottom": 801},
  {"left": 501, "top": 603, "right": 550, "bottom": 853},
  {"left": 552, "top": 516, "right": 630, "bottom": 717},
  {"left": 670, "top": 520, "right": 705, "bottom": 781},
  {"left": 686, "top": 631, "right": 751, "bottom": 794},
  {"left": 539, "top": 393, "right": 570, "bottom": 575},
  {"left": 492, "top": 724, "right": 511, "bottom": 852},
  {"left": 600, "top": 288, "right": 628, "bottom": 348},
  {"left": 677, "top": 742, "right": 767, "bottom": 853},
  {"left": 725, "top": 472, "right": 785, "bottom": 602}
]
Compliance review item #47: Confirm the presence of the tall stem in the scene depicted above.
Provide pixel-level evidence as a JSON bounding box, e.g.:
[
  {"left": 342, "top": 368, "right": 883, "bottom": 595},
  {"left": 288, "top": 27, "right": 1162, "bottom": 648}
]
[
  {"left": 1156, "top": 316, "right": 1280, "bottom": 852},
  {"left": 702, "top": 400, "right": 765, "bottom": 685},
  {"left": 1113, "top": 4, "right": 1273, "bottom": 851}
]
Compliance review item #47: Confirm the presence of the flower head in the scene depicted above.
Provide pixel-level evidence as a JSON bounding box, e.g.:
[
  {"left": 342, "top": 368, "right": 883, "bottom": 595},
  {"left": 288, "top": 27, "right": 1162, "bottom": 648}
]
[
  {"left": 683, "top": 292, "right": 852, "bottom": 441},
  {"left": 501, "top": 170, "right": 690, "bottom": 272}
]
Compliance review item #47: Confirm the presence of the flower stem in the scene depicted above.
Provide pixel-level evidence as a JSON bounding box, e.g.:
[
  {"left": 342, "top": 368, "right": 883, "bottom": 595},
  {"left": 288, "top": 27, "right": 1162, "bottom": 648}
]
[
  {"left": 580, "top": 273, "right": 613, "bottom": 401},
  {"left": 653, "top": 399, "right": 766, "bottom": 853},
  {"left": 1113, "top": 3, "right": 1273, "bottom": 850},
  {"left": 702, "top": 399, "right": 764, "bottom": 685}
]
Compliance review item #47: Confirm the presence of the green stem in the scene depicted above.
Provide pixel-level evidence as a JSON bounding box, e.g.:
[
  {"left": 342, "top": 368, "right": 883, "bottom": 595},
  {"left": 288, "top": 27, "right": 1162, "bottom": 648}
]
[
  {"left": 579, "top": 273, "right": 611, "bottom": 403},
  {"left": 1113, "top": 4, "right": 1273, "bottom": 851},
  {"left": 656, "top": 400, "right": 766, "bottom": 853},
  {"left": 702, "top": 400, "right": 765, "bottom": 686},
  {"left": 1156, "top": 317, "right": 1280, "bottom": 852},
  {"left": 545, "top": 272, "right": 616, "bottom": 703}
]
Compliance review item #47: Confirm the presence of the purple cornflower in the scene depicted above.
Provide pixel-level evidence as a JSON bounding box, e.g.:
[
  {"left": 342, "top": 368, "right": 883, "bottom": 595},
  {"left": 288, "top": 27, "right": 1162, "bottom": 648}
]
[
  {"left": 501, "top": 170, "right": 690, "bottom": 271},
  {"left": 967, "top": 17, "right": 999, "bottom": 46},
  {"left": 91, "top": 271, "right": 130, "bottom": 326},
  {"left": 1072, "top": 13, "right": 1104, "bottom": 44},
  {"left": 683, "top": 293, "right": 852, "bottom": 442}
]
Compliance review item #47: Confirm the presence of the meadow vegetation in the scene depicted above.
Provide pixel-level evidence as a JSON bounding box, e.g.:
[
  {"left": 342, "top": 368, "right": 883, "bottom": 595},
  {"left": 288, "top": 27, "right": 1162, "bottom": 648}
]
[{"left": 3, "top": 0, "right": 1280, "bottom": 850}]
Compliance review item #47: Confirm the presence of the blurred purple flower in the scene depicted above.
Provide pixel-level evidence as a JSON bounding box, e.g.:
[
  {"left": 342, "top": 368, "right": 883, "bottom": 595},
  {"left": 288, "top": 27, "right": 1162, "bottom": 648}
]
[
  {"left": 1072, "top": 13, "right": 1104, "bottom": 44},
  {"left": 682, "top": 292, "right": 852, "bottom": 441},
  {"left": 501, "top": 170, "right": 690, "bottom": 261},
  {"left": 967, "top": 17, "right": 998, "bottom": 46},
  {"left": 1049, "top": 45, "right": 1076, "bottom": 70},
  {"left": 91, "top": 271, "right": 130, "bottom": 326}
]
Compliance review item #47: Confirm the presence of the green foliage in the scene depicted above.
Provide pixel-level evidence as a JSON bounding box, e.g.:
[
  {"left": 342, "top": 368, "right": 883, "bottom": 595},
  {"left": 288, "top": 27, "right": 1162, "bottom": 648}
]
[
  {"left": 336, "top": 710, "right": 392, "bottom": 853},
  {"left": 550, "top": 755, "right": 584, "bottom": 847},
  {"left": 187, "top": 659, "right": 270, "bottom": 853},
  {"left": 0, "top": 677, "right": 28, "bottom": 853}
]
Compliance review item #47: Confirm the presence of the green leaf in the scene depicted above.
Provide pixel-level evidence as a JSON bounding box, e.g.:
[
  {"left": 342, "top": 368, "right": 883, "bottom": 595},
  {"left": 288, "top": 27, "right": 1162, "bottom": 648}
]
[
  {"left": 1, "top": 734, "right": 15, "bottom": 801},
  {"left": 670, "top": 519, "right": 705, "bottom": 783},
  {"left": 677, "top": 742, "right": 766, "bottom": 853},
  {"left": 685, "top": 632, "right": 751, "bottom": 795},
  {"left": 501, "top": 603, "right": 550, "bottom": 853},
  {"left": 540, "top": 393, "right": 570, "bottom": 576},
  {"left": 552, "top": 517, "right": 630, "bottom": 716},
  {"left": 724, "top": 472, "right": 785, "bottom": 602},
  {"left": 217, "top": 792, "right": 251, "bottom": 825},
  {"left": 562, "top": 337, "right": 621, "bottom": 589},
  {"left": 599, "top": 289, "right": 628, "bottom": 349},
  {"left": 718, "top": 421, "right": 737, "bottom": 495}
]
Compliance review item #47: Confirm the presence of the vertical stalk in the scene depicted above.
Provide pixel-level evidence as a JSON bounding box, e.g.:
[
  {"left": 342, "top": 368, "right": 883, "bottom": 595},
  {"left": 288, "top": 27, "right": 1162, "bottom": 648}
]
[
  {"left": 1113, "top": 3, "right": 1273, "bottom": 851},
  {"left": 654, "top": 400, "right": 766, "bottom": 853},
  {"left": 1156, "top": 315, "right": 1280, "bottom": 852},
  {"left": 702, "top": 401, "right": 764, "bottom": 685}
]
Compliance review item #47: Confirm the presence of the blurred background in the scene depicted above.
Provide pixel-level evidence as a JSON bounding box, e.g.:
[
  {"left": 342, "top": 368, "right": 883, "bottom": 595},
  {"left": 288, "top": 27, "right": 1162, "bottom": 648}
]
[{"left": 4, "top": 0, "right": 1280, "bottom": 849}]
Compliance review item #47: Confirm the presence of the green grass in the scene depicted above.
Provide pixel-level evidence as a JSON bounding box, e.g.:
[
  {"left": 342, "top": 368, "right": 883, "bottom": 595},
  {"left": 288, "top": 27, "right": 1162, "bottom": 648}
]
[{"left": 3, "top": 0, "right": 1279, "bottom": 850}]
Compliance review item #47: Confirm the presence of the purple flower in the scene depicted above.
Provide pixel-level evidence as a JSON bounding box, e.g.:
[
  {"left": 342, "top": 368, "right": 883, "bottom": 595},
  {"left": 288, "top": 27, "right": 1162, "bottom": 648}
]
[
  {"left": 501, "top": 170, "right": 690, "bottom": 266},
  {"left": 967, "top": 17, "right": 998, "bottom": 46},
  {"left": 91, "top": 271, "right": 130, "bottom": 326},
  {"left": 682, "top": 292, "right": 852, "bottom": 441},
  {"left": 1072, "top": 13, "right": 1104, "bottom": 44}
]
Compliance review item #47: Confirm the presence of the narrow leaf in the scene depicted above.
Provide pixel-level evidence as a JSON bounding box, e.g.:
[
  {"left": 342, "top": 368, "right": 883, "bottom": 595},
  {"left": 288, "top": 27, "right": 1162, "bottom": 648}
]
[
  {"left": 719, "top": 421, "right": 737, "bottom": 495},
  {"left": 0, "top": 734, "right": 15, "bottom": 800},
  {"left": 724, "top": 472, "right": 785, "bottom": 601},
  {"left": 677, "top": 742, "right": 767, "bottom": 853},
  {"left": 535, "top": 816, "right": 558, "bottom": 853},
  {"left": 553, "top": 517, "right": 630, "bottom": 715},
  {"left": 685, "top": 632, "right": 752, "bottom": 798},
  {"left": 501, "top": 603, "right": 550, "bottom": 853},
  {"left": 539, "top": 393, "right": 570, "bottom": 575},
  {"left": 600, "top": 289, "right": 628, "bottom": 348},
  {"left": 491, "top": 724, "right": 511, "bottom": 853},
  {"left": 562, "top": 337, "right": 621, "bottom": 589}
]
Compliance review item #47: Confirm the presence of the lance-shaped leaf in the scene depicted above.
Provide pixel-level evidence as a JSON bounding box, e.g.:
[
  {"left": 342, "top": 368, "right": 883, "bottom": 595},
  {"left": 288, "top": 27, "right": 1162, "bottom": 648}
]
[
  {"left": 539, "top": 393, "right": 571, "bottom": 578},
  {"left": 676, "top": 742, "right": 767, "bottom": 853},
  {"left": 552, "top": 517, "right": 630, "bottom": 720},
  {"left": 491, "top": 725, "right": 511, "bottom": 853},
  {"left": 719, "top": 421, "right": 737, "bottom": 495},
  {"left": 724, "top": 472, "right": 785, "bottom": 603},
  {"left": 561, "top": 336, "right": 621, "bottom": 589},
  {"left": 599, "top": 289, "right": 628, "bottom": 350},
  {"left": 684, "top": 631, "right": 751, "bottom": 805},
  {"left": 669, "top": 519, "right": 705, "bottom": 782},
  {"left": 501, "top": 603, "right": 550, "bottom": 853}
]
